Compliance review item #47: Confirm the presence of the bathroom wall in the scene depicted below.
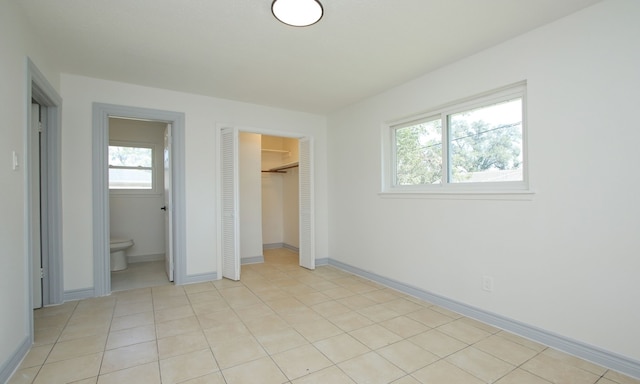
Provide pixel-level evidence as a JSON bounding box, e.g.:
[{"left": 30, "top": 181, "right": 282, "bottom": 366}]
[{"left": 109, "top": 118, "right": 166, "bottom": 262}]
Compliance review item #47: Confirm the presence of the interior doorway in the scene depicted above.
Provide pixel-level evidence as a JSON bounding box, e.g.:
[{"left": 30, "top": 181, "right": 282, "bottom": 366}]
[
  {"left": 92, "top": 104, "right": 186, "bottom": 296},
  {"left": 256, "top": 134, "right": 300, "bottom": 256},
  {"left": 27, "top": 58, "right": 63, "bottom": 311},
  {"left": 108, "top": 117, "right": 172, "bottom": 291}
]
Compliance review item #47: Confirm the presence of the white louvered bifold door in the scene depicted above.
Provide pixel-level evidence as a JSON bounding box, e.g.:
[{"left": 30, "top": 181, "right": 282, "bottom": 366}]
[
  {"left": 299, "top": 137, "right": 315, "bottom": 270},
  {"left": 221, "top": 127, "right": 240, "bottom": 280}
]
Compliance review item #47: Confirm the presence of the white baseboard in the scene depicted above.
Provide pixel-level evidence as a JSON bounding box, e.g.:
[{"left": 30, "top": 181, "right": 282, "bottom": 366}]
[
  {"left": 241, "top": 255, "right": 264, "bottom": 264},
  {"left": 63, "top": 287, "right": 95, "bottom": 302},
  {"left": 127, "top": 253, "right": 164, "bottom": 263},
  {"left": 263, "top": 243, "right": 300, "bottom": 252},
  {"left": 283, "top": 243, "right": 299, "bottom": 252},
  {"left": 182, "top": 272, "right": 218, "bottom": 284}
]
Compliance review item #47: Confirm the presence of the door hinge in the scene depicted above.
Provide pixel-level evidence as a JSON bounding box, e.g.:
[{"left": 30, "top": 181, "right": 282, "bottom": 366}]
[
  {"left": 38, "top": 122, "right": 43, "bottom": 133},
  {"left": 40, "top": 268, "right": 44, "bottom": 279}
]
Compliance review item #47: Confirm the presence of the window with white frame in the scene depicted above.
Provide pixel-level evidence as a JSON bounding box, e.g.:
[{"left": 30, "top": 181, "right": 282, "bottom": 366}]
[
  {"left": 108, "top": 143, "right": 155, "bottom": 191},
  {"left": 384, "top": 82, "right": 528, "bottom": 194}
]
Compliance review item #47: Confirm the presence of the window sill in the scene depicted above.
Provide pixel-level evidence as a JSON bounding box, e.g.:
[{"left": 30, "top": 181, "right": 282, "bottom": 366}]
[{"left": 379, "top": 189, "right": 535, "bottom": 200}]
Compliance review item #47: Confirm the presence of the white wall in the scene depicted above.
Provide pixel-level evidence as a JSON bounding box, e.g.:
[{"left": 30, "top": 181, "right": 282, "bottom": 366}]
[
  {"left": 59, "top": 74, "right": 328, "bottom": 289},
  {"left": 239, "top": 132, "right": 263, "bottom": 260},
  {"left": 0, "top": 0, "right": 60, "bottom": 378},
  {"left": 262, "top": 173, "right": 284, "bottom": 245},
  {"left": 109, "top": 118, "right": 166, "bottom": 261},
  {"left": 262, "top": 136, "right": 300, "bottom": 248},
  {"left": 327, "top": 0, "right": 640, "bottom": 363}
]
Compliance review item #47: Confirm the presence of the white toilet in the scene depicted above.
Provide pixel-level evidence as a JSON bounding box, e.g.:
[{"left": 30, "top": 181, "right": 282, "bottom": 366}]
[{"left": 110, "top": 238, "right": 134, "bottom": 271}]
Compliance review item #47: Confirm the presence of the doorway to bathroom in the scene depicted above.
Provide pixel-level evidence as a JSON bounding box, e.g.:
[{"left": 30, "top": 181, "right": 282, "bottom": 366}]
[
  {"left": 219, "top": 126, "right": 315, "bottom": 280},
  {"left": 92, "top": 103, "right": 186, "bottom": 296},
  {"left": 108, "top": 117, "right": 171, "bottom": 291}
]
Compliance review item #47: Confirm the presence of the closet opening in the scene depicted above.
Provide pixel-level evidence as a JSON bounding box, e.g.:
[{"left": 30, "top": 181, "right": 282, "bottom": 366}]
[
  {"left": 220, "top": 125, "right": 314, "bottom": 280},
  {"left": 240, "top": 133, "right": 300, "bottom": 266}
]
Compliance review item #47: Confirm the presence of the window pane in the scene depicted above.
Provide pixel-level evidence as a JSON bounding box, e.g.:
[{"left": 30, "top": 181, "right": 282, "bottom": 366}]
[
  {"left": 109, "top": 146, "right": 152, "bottom": 167},
  {"left": 448, "top": 98, "right": 523, "bottom": 183},
  {"left": 109, "top": 168, "right": 152, "bottom": 189},
  {"left": 395, "top": 119, "right": 442, "bottom": 185}
]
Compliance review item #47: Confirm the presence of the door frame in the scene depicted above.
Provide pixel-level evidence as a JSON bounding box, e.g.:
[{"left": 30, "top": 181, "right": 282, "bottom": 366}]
[
  {"left": 26, "top": 58, "right": 64, "bottom": 314},
  {"left": 217, "top": 124, "right": 316, "bottom": 277},
  {"left": 92, "top": 103, "right": 186, "bottom": 295}
]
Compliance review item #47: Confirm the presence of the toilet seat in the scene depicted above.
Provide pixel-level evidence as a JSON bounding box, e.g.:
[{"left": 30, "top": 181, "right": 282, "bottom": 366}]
[{"left": 110, "top": 238, "right": 134, "bottom": 249}]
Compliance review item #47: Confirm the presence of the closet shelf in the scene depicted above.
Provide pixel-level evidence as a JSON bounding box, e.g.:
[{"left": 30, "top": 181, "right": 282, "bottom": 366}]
[
  {"left": 262, "top": 161, "right": 299, "bottom": 173},
  {"left": 261, "top": 148, "right": 290, "bottom": 154}
]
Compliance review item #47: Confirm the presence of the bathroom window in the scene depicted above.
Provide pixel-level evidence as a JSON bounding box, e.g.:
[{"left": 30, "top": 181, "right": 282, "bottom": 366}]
[{"left": 108, "top": 144, "right": 155, "bottom": 190}]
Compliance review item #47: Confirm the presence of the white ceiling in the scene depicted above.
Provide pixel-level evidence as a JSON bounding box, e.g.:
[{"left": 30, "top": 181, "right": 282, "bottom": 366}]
[{"left": 18, "top": 0, "right": 601, "bottom": 114}]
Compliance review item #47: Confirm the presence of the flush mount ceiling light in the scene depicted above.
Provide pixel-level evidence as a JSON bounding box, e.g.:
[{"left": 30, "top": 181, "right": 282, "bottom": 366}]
[{"left": 272, "top": 0, "right": 323, "bottom": 27}]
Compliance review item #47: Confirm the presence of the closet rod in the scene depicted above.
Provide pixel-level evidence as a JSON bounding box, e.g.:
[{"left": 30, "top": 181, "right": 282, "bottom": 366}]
[{"left": 262, "top": 162, "right": 299, "bottom": 173}]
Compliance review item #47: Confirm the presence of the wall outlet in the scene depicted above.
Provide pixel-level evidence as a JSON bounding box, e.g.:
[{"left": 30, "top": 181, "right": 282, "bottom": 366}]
[{"left": 482, "top": 275, "right": 494, "bottom": 292}]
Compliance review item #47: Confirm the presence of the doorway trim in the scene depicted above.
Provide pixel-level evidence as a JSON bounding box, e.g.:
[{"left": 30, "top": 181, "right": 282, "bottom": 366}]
[
  {"left": 92, "top": 103, "right": 186, "bottom": 296},
  {"left": 217, "top": 124, "right": 316, "bottom": 278},
  {"left": 26, "top": 58, "right": 63, "bottom": 311}
]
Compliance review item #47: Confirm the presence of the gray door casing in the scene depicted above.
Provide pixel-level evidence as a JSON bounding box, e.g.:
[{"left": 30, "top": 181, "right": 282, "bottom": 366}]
[
  {"left": 92, "top": 103, "right": 186, "bottom": 296},
  {"left": 26, "top": 58, "right": 64, "bottom": 309}
]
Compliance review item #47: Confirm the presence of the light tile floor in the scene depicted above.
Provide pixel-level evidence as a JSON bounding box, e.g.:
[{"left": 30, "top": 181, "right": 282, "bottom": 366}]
[
  {"left": 111, "top": 260, "right": 171, "bottom": 292},
  {"left": 10, "top": 248, "right": 640, "bottom": 384}
]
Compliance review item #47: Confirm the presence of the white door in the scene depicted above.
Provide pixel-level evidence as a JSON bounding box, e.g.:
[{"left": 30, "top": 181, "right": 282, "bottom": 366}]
[
  {"left": 221, "top": 127, "right": 240, "bottom": 280},
  {"left": 31, "top": 103, "right": 43, "bottom": 308},
  {"left": 298, "top": 137, "right": 315, "bottom": 269},
  {"left": 164, "top": 124, "right": 174, "bottom": 281}
]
